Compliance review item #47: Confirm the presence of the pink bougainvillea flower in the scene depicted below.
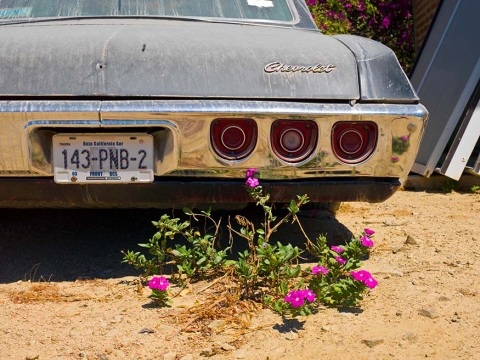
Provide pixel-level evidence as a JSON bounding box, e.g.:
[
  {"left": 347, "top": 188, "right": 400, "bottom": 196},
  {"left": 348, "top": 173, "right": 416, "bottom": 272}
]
[
  {"left": 312, "top": 265, "right": 328, "bottom": 275},
  {"left": 245, "top": 168, "right": 258, "bottom": 178},
  {"left": 364, "top": 276, "right": 378, "bottom": 289},
  {"left": 245, "top": 177, "right": 259, "bottom": 188},
  {"left": 148, "top": 276, "right": 170, "bottom": 291},
  {"left": 335, "top": 257, "right": 346, "bottom": 265},
  {"left": 364, "top": 228, "right": 375, "bottom": 236},
  {"left": 391, "top": 156, "right": 400, "bottom": 163},
  {"left": 360, "top": 236, "right": 374, "bottom": 247},
  {"left": 350, "top": 270, "right": 372, "bottom": 282},
  {"left": 401, "top": 135, "right": 409, "bottom": 142},
  {"left": 331, "top": 245, "right": 344, "bottom": 253},
  {"left": 303, "top": 289, "right": 316, "bottom": 303}
]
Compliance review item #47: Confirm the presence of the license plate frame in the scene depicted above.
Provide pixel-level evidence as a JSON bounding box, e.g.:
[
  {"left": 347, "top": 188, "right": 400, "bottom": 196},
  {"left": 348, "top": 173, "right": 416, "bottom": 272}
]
[{"left": 53, "top": 134, "right": 154, "bottom": 184}]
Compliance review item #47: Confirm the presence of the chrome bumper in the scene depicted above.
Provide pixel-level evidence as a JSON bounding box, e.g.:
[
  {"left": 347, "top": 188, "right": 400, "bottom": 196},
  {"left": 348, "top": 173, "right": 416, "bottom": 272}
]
[{"left": 0, "top": 100, "right": 428, "bottom": 180}]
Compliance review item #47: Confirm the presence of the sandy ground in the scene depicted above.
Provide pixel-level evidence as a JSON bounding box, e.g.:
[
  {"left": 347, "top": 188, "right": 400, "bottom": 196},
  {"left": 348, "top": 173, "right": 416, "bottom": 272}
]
[{"left": 1, "top": 189, "right": 479, "bottom": 360}]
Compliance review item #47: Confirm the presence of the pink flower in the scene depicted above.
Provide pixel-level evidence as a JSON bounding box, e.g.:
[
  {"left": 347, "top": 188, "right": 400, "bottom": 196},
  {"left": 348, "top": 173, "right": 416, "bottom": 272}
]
[
  {"left": 312, "top": 266, "right": 328, "bottom": 275},
  {"left": 364, "top": 228, "right": 375, "bottom": 236},
  {"left": 351, "top": 270, "right": 378, "bottom": 289},
  {"left": 303, "top": 289, "right": 316, "bottom": 303},
  {"left": 245, "top": 177, "right": 259, "bottom": 188},
  {"left": 391, "top": 156, "right": 399, "bottom": 163},
  {"left": 245, "top": 168, "right": 258, "bottom": 178},
  {"left": 285, "top": 290, "right": 305, "bottom": 308},
  {"left": 350, "top": 270, "right": 372, "bottom": 282},
  {"left": 331, "top": 245, "right": 344, "bottom": 253},
  {"left": 361, "top": 236, "right": 374, "bottom": 247},
  {"left": 401, "top": 135, "right": 409, "bottom": 142},
  {"left": 148, "top": 276, "right": 170, "bottom": 291},
  {"left": 382, "top": 16, "right": 390, "bottom": 28},
  {"left": 335, "top": 257, "right": 346, "bottom": 265},
  {"left": 364, "top": 276, "right": 378, "bottom": 289}
]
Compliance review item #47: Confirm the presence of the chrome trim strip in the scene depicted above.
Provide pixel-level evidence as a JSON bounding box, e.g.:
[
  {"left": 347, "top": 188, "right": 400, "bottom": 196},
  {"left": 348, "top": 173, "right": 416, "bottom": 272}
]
[{"left": 0, "top": 100, "right": 428, "bottom": 180}]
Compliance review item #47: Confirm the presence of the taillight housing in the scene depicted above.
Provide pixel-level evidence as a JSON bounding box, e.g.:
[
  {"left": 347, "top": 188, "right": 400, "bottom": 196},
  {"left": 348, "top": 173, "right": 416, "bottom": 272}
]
[
  {"left": 271, "top": 120, "right": 318, "bottom": 163},
  {"left": 332, "top": 121, "right": 378, "bottom": 164},
  {"left": 211, "top": 118, "right": 257, "bottom": 160}
]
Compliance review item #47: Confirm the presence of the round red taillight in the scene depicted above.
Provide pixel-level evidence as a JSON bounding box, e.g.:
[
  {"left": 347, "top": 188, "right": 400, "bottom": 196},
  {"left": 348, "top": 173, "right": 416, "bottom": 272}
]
[
  {"left": 211, "top": 119, "right": 257, "bottom": 160},
  {"left": 271, "top": 120, "right": 317, "bottom": 163},
  {"left": 221, "top": 125, "right": 246, "bottom": 151},
  {"left": 332, "top": 122, "right": 377, "bottom": 164}
]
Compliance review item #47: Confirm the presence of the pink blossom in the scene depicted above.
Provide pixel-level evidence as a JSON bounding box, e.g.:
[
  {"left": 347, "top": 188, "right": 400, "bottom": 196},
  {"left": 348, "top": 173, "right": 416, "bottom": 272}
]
[
  {"left": 148, "top": 276, "right": 170, "bottom": 291},
  {"left": 401, "top": 135, "right": 409, "bottom": 141},
  {"left": 331, "top": 245, "right": 344, "bottom": 253},
  {"left": 391, "top": 156, "right": 399, "bottom": 163},
  {"left": 312, "top": 266, "right": 328, "bottom": 275},
  {"left": 245, "top": 177, "right": 259, "bottom": 188},
  {"left": 245, "top": 168, "right": 258, "bottom": 178},
  {"left": 364, "top": 228, "right": 375, "bottom": 236},
  {"left": 284, "top": 290, "right": 305, "bottom": 308},
  {"left": 350, "top": 270, "right": 372, "bottom": 282},
  {"left": 382, "top": 16, "right": 390, "bottom": 28},
  {"left": 364, "top": 276, "right": 378, "bottom": 289},
  {"left": 303, "top": 289, "right": 316, "bottom": 303},
  {"left": 335, "top": 257, "right": 346, "bottom": 265},
  {"left": 361, "top": 236, "right": 374, "bottom": 247}
]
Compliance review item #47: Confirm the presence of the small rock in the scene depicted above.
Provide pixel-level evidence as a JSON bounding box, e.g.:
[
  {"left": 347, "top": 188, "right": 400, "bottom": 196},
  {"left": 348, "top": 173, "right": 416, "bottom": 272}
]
[
  {"left": 234, "top": 348, "right": 247, "bottom": 359},
  {"left": 435, "top": 248, "right": 441, "bottom": 253},
  {"left": 396, "top": 310, "right": 403, "bottom": 316},
  {"left": 217, "top": 343, "right": 235, "bottom": 351},
  {"left": 180, "top": 354, "right": 195, "bottom": 360},
  {"left": 418, "top": 308, "right": 438, "bottom": 319},
  {"left": 392, "top": 245, "right": 406, "bottom": 254},
  {"left": 79, "top": 351, "right": 88, "bottom": 358},
  {"left": 111, "top": 349, "right": 125, "bottom": 358},
  {"left": 438, "top": 296, "right": 451, "bottom": 301},
  {"left": 285, "top": 331, "right": 299, "bottom": 341},
  {"left": 25, "top": 355, "right": 40, "bottom": 360},
  {"left": 163, "top": 352, "right": 177, "bottom": 360},
  {"left": 466, "top": 260, "right": 474, "bottom": 266},
  {"left": 362, "top": 338, "right": 384, "bottom": 348},
  {"left": 405, "top": 235, "right": 419, "bottom": 245},
  {"left": 321, "top": 325, "right": 331, "bottom": 331},
  {"left": 207, "top": 320, "right": 227, "bottom": 332},
  {"left": 200, "top": 348, "right": 215, "bottom": 357},
  {"left": 403, "top": 331, "right": 418, "bottom": 341},
  {"left": 139, "top": 328, "right": 155, "bottom": 334}
]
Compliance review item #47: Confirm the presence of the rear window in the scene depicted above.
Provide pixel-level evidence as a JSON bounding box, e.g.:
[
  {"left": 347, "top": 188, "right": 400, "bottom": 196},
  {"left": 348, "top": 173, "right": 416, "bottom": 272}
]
[{"left": 0, "top": 0, "right": 295, "bottom": 22}]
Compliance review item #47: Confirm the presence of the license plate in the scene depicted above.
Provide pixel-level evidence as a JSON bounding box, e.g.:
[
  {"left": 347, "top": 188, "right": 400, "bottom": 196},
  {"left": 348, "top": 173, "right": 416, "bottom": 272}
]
[{"left": 53, "top": 134, "right": 154, "bottom": 184}]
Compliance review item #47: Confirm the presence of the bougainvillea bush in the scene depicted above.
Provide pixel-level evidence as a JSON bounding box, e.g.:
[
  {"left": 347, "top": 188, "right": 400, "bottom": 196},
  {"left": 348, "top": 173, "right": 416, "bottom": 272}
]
[{"left": 307, "top": 0, "right": 414, "bottom": 73}]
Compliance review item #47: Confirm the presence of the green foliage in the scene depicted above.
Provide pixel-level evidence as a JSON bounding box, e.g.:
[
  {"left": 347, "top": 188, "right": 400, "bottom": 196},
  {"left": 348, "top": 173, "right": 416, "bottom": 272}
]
[
  {"left": 122, "top": 210, "right": 229, "bottom": 280},
  {"left": 123, "top": 169, "right": 378, "bottom": 315}
]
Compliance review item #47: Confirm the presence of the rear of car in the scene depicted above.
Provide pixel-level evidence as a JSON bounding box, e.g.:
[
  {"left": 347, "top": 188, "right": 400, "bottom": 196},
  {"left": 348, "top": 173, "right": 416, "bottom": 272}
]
[{"left": 0, "top": 0, "right": 428, "bottom": 208}]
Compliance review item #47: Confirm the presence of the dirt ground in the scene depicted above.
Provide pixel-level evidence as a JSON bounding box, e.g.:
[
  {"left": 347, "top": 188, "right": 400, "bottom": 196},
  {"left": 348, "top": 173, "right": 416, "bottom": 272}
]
[{"left": 1, "top": 189, "right": 479, "bottom": 360}]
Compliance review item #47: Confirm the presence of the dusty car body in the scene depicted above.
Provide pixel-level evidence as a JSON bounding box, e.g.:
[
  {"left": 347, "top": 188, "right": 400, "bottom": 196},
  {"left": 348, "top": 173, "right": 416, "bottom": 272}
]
[{"left": 0, "top": 0, "right": 428, "bottom": 208}]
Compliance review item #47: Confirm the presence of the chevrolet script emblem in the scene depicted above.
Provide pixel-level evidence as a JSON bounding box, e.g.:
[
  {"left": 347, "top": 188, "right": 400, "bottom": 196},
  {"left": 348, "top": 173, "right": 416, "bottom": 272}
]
[{"left": 264, "top": 61, "right": 336, "bottom": 74}]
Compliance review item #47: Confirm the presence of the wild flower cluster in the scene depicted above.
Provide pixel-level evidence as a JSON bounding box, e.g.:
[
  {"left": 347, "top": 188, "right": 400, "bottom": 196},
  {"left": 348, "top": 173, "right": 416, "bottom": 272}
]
[
  {"left": 124, "top": 168, "right": 379, "bottom": 316},
  {"left": 307, "top": 0, "right": 414, "bottom": 73},
  {"left": 148, "top": 276, "right": 171, "bottom": 306}
]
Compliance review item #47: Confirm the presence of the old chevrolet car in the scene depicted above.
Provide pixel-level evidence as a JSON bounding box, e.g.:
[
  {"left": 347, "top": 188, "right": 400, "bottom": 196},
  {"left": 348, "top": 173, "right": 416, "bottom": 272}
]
[{"left": 0, "top": 0, "right": 428, "bottom": 209}]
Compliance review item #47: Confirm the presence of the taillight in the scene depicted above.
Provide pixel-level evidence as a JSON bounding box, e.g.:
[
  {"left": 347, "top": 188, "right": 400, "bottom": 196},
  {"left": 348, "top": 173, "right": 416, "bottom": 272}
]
[
  {"left": 271, "top": 120, "right": 318, "bottom": 163},
  {"left": 211, "top": 118, "right": 257, "bottom": 160},
  {"left": 332, "top": 122, "right": 377, "bottom": 164}
]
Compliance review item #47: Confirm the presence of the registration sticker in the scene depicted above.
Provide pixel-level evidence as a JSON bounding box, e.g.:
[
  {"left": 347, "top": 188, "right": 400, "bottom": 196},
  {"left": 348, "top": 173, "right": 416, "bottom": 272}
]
[
  {"left": 247, "top": 0, "right": 274, "bottom": 8},
  {"left": 0, "top": 7, "right": 32, "bottom": 19}
]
